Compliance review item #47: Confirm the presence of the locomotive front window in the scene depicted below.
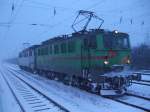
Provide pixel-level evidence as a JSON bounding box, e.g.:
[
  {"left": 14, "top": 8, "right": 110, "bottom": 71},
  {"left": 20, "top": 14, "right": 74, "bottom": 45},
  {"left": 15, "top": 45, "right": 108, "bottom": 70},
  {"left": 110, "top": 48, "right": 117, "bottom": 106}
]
[
  {"left": 115, "top": 37, "right": 129, "bottom": 49},
  {"left": 104, "top": 33, "right": 129, "bottom": 49}
]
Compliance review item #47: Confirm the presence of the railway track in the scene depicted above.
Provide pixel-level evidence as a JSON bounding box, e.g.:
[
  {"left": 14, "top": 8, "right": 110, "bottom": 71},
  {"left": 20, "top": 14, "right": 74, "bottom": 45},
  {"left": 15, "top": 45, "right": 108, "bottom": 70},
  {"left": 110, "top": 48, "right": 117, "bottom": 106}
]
[
  {"left": 141, "top": 73, "right": 150, "bottom": 76},
  {"left": 0, "top": 69, "right": 70, "bottom": 112},
  {"left": 125, "top": 93, "right": 150, "bottom": 101},
  {"left": 141, "top": 80, "right": 150, "bottom": 83},
  {"left": 0, "top": 70, "right": 25, "bottom": 112},
  {"left": 105, "top": 93, "right": 150, "bottom": 112},
  {"left": 132, "top": 81, "right": 150, "bottom": 86},
  {"left": 7, "top": 67, "right": 150, "bottom": 112}
]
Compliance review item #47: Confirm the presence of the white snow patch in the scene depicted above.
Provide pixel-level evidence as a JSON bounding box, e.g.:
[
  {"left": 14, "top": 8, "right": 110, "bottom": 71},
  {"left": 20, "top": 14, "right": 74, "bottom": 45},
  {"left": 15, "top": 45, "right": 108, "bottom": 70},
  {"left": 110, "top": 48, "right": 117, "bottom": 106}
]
[{"left": 0, "top": 67, "right": 21, "bottom": 112}]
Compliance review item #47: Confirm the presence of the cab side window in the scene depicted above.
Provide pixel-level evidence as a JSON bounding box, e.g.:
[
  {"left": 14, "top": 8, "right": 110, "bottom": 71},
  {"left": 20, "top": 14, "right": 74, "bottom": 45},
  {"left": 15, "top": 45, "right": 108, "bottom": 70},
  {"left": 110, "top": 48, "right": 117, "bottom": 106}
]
[
  {"left": 89, "top": 36, "right": 97, "bottom": 49},
  {"left": 84, "top": 36, "right": 97, "bottom": 49},
  {"left": 68, "top": 41, "right": 76, "bottom": 53}
]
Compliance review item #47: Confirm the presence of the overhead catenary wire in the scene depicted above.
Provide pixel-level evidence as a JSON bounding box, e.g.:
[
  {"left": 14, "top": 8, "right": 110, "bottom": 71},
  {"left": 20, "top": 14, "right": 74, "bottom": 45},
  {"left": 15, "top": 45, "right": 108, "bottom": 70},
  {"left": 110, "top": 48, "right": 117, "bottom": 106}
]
[
  {"left": 85, "top": 0, "right": 107, "bottom": 11},
  {"left": 5, "top": 0, "right": 150, "bottom": 26},
  {"left": 34, "top": 0, "right": 109, "bottom": 37},
  {"left": 1, "top": 0, "right": 83, "bottom": 39},
  {"left": 0, "top": 22, "right": 52, "bottom": 27},
  {"left": 2, "top": 0, "right": 149, "bottom": 39},
  {"left": 10, "top": 0, "right": 26, "bottom": 23},
  {"left": 3, "top": 3, "right": 53, "bottom": 10},
  {"left": 25, "top": 0, "right": 79, "bottom": 12},
  {"left": 3, "top": 0, "right": 26, "bottom": 39},
  {"left": 2, "top": 0, "right": 112, "bottom": 33}
]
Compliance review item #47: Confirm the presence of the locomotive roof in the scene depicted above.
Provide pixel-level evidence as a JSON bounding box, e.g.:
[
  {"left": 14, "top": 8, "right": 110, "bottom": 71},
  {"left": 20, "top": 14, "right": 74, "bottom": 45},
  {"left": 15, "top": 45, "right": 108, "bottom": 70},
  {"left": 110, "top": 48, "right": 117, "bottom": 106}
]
[
  {"left": 21, "top": 45, "right": 40, "bottom": 53},
  {"left": 41, "top": 29, "right": 128, "bottom": 45},
  {"left": 41, "top": 29, "right": 101, "bottom": 45}
]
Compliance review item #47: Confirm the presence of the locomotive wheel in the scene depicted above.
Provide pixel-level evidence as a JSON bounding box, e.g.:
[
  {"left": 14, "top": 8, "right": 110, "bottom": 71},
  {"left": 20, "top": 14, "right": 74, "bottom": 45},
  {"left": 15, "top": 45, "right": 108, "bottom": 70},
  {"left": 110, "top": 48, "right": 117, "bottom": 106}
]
[{"left": 47, "top": 72, "right": 55, "bottom": 80}]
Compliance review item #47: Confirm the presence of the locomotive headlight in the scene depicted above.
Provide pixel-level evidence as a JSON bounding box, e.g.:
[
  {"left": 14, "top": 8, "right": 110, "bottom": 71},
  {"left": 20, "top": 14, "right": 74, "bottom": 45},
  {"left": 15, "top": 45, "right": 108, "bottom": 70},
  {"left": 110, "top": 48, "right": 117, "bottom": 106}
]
[
  {"left": 104, "top": 60, "right": 109, "bottom": 65},
  {"left": 127, "top": 59, "right": 130, "bottom": 64},
  {"left": 114, "top": 30, "right": 118, "bottom": 34}
]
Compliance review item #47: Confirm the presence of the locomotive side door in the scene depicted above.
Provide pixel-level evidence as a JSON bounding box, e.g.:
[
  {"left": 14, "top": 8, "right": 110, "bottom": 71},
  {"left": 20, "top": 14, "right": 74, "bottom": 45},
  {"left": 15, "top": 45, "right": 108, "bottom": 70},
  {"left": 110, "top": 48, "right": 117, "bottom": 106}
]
[
  {"left": 81, "top": 36, "right": 92, "bottom": 78},
  {"left": 81, "top": 35, "right": 97, "bottom": 78}
]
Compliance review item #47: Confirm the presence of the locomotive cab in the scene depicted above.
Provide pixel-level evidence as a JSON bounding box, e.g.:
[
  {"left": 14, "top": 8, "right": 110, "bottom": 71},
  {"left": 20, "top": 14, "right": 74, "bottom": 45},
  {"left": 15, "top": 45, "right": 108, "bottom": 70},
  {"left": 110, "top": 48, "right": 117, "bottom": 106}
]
[
  {"left": 80, "top": 29, "right": 134, "bottom": 96},
  {"left": 100, "top": 31, "right": 132, "bottom": 96},
  {"left": 103, "top": 30, "right": 131, "bottom": 67}
]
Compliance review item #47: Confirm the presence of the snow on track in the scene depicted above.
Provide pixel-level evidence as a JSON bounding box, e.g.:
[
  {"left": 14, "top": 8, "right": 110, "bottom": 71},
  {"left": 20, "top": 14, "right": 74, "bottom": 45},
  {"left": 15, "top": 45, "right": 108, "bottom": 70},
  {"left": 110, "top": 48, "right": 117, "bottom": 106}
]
[
  {"left": 113, "top": 95, "right": 150, "bottom": 111},
  {"left": 142, "top": 75, "right": 150, "bottom": 82},
  {"left": 132, "top": 81, "right": 150, "bottom": 87},
  {"left": 1, "top": 69, "right": 69, "bottom": 112},
  {"left": 128, "top": 83, "right": 150, "bottom": 98},
  {"left": 3, "top": 64, "right": 146, "bottom": 112},
  {"left": 0, "top": 71, "right": 22, "bottom": 112}
]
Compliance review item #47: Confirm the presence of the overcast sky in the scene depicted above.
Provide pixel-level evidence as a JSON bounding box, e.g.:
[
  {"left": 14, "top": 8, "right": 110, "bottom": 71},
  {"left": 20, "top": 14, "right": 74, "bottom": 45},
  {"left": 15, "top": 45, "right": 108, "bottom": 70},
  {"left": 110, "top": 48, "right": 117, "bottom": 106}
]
[{"left": 0, "top": 0, "right": 150, "bottom": 60}]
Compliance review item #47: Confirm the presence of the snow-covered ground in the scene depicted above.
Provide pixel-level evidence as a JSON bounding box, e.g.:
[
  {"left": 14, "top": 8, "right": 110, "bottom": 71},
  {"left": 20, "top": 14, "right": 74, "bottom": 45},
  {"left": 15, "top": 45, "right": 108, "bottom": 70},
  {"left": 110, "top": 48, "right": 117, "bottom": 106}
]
[
  {"left": 142, "top": 75, "right": 150, "bottom": 81},
  {"left": 134, "top": 70, "right": 150, "bottom": 81},
  {"left": 1, "top": 63, "right": 150, "bottom": 112},
  {"left": 128, "top": 83, "right": 150, "bottom": 98},
  {"left": 2, "top": 69, "right": 64, "bottom": 112},
  {"left": 116, "top": 95, "right": 150, "bottom": 109},
  {"left": 0, "top": 68, "right": 21, "bottom": 112}
]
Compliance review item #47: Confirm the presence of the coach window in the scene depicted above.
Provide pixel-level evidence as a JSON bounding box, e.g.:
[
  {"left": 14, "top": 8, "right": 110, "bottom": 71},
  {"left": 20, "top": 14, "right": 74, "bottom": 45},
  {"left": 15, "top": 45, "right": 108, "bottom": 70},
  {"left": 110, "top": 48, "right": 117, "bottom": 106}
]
[
  {"left": 41, "top": 48, "right": 43, "bottom": 55},
  {"left": 24, "top": 52, "right": 26, "bottom": 57},
  {"left": 61, "top": 43, "right": 67, "bottom": 53},
  {"left": 25, "top": 52, "right": 27, "bottom": 57},
  {"left": 27, "top": 52, "right": 29, "bottom": 57},
  {"left": 29, "top": 50, "right": 32, "bottom": 56},
  {"left": 54, "top": 44, "right": 59, "bottom": 54},
  {"left": 38, "top": 49, "right": 40, "bottom": 56},
  {"left": 40, "top": 49, "right": 42, "bottom": 55},
  {"left": 38, "top": 49, "right": 41, "bottom": 56},
  {"left": 45, "top": 47, "right": 48, "bottom": 55},
  {"left": 40, "top": 49, "right": 42, "bottom": 56},
  {"left": 41, "top": 48, "right": 44, "bottom": 56},
  {"left": 26, "top": 52, "right": 27, "bottom": 57},
  {"left": 49, "top": 45, "right": 52, "bottom": 54},
  {"left": 19, "top": 53, "right": 21, "bottom": 57}
]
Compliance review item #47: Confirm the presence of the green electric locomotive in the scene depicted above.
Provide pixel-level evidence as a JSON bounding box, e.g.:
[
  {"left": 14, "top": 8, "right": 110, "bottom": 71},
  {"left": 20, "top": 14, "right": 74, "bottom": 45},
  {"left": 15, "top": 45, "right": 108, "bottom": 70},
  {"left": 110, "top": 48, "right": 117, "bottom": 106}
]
[{"left": 18, "top": 10, "right": 140, "bottom": 96}]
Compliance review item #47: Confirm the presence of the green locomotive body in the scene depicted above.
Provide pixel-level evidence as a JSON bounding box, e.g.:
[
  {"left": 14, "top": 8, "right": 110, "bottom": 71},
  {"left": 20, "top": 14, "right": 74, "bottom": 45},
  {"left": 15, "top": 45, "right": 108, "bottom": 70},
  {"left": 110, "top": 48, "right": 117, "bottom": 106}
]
[
  {"left": 32, "top": 29, "right": 134, "bottom": 95},
  {"left": 36, "top": 29, "right": 130, "bottom": 78}
]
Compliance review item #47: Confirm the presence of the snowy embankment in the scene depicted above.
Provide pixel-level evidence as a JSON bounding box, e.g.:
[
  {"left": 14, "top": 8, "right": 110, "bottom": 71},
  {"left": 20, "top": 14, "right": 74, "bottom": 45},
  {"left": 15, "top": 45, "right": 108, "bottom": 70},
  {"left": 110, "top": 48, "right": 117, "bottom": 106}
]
[
  {"left": 142, "top": 75, "right": 150, "bottom": 81},
  {"left": 3, "top": 63, "right": 148, "bottom": 112},
  {"left": 124, "top": 69, "right": 150, "bottom": 98},
  {"left": 0, "top": 66, "right": 21, "bottom": 112},
  {"left": 128, "top": 83, "right": 150, "bottom": 98},
  {"left": 128, "top": 70, "right": 150, "bottom": 98}
]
